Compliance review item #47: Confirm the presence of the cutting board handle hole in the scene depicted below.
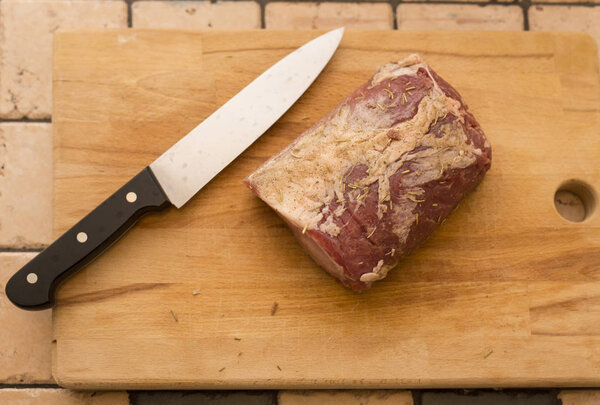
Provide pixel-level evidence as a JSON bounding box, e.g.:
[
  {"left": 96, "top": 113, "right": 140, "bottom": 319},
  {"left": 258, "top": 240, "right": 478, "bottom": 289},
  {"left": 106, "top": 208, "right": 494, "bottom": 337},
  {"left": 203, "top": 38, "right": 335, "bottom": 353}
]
[{"left": 554, "top": 180, "right": 596, "bottom": 222}]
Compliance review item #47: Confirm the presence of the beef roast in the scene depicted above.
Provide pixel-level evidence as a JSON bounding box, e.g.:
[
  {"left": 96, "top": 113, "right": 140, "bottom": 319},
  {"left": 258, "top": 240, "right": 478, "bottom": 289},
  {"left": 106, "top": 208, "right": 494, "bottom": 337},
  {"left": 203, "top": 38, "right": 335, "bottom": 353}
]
[{"left": 244, "top": 54, "right": 491, "bottom": 291}]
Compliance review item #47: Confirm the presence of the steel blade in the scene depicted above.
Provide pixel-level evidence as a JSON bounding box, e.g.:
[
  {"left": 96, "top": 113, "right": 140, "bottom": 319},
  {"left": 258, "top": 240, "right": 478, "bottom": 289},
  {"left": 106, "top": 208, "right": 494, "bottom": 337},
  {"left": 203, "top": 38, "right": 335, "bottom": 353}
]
[{"left": 150, "top": 28, "right": 344, "bottom": 208}]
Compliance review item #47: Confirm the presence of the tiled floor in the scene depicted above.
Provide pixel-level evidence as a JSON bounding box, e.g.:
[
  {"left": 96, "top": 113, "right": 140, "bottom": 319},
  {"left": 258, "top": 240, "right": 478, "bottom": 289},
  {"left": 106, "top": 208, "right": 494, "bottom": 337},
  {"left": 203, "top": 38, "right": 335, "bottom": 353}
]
[{"left": 1, "top": 0, "right": 600, "bottom": 403}]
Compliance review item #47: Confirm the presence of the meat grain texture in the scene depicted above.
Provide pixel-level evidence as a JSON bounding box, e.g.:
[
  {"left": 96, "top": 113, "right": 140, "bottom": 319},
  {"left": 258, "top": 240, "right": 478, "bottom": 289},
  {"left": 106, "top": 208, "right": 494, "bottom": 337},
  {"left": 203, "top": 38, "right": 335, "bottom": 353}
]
[{"left": 245, "top": 54, "right": 491, "bottom": 291}]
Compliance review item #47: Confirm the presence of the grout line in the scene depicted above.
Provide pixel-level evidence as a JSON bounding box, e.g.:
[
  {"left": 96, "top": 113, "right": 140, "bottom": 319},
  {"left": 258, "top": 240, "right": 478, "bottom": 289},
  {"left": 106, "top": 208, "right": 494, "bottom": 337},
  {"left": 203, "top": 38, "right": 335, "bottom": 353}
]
[
  {"left": 413, "top": 389, "right": 565, "bottom": 404},
  {"left": 522, "top": 0, "right": 531, "bottom": 29},
  {"left": 128, "top": 390, "right": 280, "bottom": 404},
  {"left": 0, "top": 118, "right": 51, "bottom": 123},
  {"left": 391, "top": 0, "right": 401, "bottom": 29},
  {"left": 0, "top": 384, "right": 61, "bottom": 389},
  {"left": 127, "top": 0, "right": 134, "bottom": 27},
  {"left": 411, "top": 390, "right": 423, "bottom": 405},
  {"left": 260, "top": 0, "right": 267, "bottom": 28},
  {"left": 0, "top": 248, "right": 44, "bottom": 253}
]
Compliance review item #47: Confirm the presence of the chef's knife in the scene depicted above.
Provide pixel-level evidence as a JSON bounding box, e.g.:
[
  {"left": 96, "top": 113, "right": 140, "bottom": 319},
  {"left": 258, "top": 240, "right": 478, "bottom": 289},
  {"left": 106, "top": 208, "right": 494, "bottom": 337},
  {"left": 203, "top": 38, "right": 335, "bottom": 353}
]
[{"left": 6, "top": 28, "right": 344, "bottom": 310}]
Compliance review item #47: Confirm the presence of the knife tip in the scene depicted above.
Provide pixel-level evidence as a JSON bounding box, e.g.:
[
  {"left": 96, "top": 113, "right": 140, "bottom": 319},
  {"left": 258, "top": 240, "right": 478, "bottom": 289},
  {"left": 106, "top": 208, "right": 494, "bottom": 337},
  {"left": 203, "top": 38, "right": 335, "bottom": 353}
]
[{"left": 333, "top": 27, "right": 345, "bottom": 36}]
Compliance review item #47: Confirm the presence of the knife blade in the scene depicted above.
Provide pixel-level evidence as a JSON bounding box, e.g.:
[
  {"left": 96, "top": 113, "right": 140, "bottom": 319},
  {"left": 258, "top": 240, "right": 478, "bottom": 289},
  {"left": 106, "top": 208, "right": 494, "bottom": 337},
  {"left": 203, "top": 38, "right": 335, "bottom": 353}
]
[{"left": 6, "top": 28, "right": 344, "bottom": 310}]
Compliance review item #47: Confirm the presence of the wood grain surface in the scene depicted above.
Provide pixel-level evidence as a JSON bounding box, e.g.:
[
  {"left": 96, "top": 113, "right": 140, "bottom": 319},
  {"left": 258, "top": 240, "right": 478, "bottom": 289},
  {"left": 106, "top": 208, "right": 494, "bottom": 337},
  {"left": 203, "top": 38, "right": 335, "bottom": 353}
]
[{"left": 52, "top": 30, "right": 600, "bottom": 389}]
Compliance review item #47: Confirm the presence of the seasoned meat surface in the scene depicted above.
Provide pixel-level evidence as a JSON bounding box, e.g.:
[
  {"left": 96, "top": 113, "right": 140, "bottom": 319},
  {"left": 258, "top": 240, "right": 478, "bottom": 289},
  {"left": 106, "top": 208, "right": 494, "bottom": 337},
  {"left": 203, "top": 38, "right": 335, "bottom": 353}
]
[{"left": 245, "top": 54, "right": 491, "bottom": 291}]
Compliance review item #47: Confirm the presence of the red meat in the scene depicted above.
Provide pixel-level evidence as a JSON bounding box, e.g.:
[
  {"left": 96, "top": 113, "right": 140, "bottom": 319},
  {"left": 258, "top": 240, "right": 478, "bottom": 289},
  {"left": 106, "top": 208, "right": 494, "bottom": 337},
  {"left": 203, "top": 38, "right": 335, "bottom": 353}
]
[{"left": 245, "top": 54, "right": 491, "bottom": 291}]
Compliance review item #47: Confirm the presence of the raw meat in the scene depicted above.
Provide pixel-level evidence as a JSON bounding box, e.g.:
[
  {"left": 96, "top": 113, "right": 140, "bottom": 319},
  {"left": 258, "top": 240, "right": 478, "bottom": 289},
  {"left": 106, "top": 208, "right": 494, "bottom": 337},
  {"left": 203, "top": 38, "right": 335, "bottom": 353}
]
[{"left": 244, "top": 54, "right": 491, "bottom": 291}]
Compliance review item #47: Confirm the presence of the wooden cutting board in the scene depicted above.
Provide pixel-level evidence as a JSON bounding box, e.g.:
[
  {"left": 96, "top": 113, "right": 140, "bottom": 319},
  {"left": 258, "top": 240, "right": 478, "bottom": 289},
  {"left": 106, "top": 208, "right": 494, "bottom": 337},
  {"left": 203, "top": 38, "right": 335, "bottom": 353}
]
[{"left": 52, "top": 30, "right": 600, "bottom": 389}]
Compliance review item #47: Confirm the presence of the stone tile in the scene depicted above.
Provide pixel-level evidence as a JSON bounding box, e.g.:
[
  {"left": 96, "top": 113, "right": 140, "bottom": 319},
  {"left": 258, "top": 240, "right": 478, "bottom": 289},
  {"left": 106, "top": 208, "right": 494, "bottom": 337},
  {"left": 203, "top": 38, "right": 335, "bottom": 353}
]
[
  {"left": 421, "top": 390, "right": 558, "bottom": 405},
  {"left": 559, "top": 390, "right": 600, "bottom": 405},
  {"left": 0, "top": 389, "right": 129, "bottom": 404},
  {"left": 0, "top": 123, "right": 52, "bottom": 248},
  {"left": 0, "top": 0, "right": 127, "bottom": 119},
  {"left": 397, "top": 4, "right": 524, "bottom": 31},
  {"left": 132, "top": 391, "right": 276, "bottom": 405},
  {"left": 265, "top": 2, "right": 393, "bottom": 30},
  {"left": 0, "top": 253, "right": 52, "bottom": 383},
  {"left": 279, "top": 390, "right": 413, "bottom": 405},
  {"left": 529, "top": 5, "right": 600, "bottom": 66},
  {"left": 132, "top": 1, "right": 261, "bottom": 29}
]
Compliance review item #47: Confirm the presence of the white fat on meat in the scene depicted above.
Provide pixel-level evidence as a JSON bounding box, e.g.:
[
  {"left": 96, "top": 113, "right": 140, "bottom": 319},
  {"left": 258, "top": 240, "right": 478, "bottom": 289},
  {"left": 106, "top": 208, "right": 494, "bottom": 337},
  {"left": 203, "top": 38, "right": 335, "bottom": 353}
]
[{"left": 246, "top": 54, "right": 481, "bottom": 246}]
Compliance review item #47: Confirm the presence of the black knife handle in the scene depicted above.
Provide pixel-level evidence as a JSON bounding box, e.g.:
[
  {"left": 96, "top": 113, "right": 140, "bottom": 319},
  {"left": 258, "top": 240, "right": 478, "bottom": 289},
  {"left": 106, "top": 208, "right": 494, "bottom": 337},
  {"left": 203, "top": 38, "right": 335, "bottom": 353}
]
[{"left": 5, "top": 167, "right": 170, "bottom": 310}]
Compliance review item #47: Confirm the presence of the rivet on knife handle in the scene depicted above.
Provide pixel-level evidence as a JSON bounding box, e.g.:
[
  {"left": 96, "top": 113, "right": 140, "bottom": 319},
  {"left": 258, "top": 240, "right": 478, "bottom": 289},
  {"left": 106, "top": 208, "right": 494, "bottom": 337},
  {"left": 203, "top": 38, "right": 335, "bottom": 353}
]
[{"left": 4, "top": 167, "right": 170, "bottom": 310}]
